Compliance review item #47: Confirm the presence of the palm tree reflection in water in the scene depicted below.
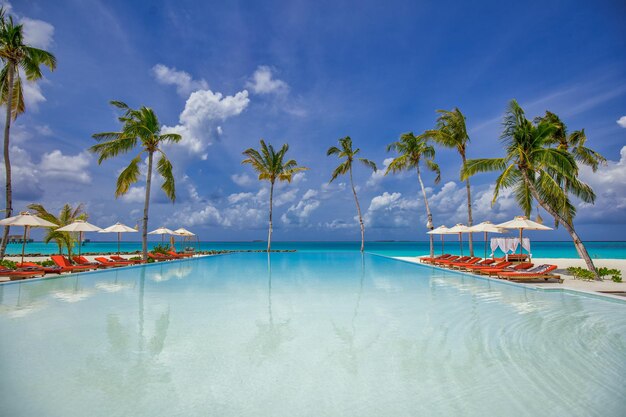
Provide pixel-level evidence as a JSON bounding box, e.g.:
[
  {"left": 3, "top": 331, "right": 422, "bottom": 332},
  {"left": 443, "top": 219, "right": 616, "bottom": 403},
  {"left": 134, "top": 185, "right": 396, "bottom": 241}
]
[
  {"left": 249, "top": 253, "right": 293, "bottom": 363},
  {"left": 77, "top": 268, "right": 172, "bottom": 404}
]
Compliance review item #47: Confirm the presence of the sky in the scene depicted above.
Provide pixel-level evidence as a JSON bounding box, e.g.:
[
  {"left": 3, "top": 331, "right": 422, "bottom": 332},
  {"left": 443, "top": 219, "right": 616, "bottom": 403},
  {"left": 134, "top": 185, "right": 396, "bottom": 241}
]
[{"left": 3, "top": 0, "right": 626, "bottom": 242}]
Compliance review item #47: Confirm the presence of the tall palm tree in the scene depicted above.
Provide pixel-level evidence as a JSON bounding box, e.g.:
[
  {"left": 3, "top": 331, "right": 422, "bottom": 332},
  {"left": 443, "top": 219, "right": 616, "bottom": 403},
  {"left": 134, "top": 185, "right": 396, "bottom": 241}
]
[
  {"left": 0, "top": 8, "right": 56, "bottom": 259},
  {"left": 535, "top": 111, "right": 607, "bottom": 222},
  {"left": 385, "top": 132, "right": 441, "bottom": 257},
  {"left": 327, "top": 136, "right": 377, "bottom": 252},
  {"left": 242, "top": 140, "right": 307, "bottom": 252},
  {"left": 90, "top": 101, "right": 181, "bottom": 260},
  {"left": 27, "top": 203, "right": 87, "bottom": 259},
  {"left": 421, "top": 108, "right": 475, "bottom": 256},
  {"left": 461, "top": 100, "right": 599, "bottom": 277}
]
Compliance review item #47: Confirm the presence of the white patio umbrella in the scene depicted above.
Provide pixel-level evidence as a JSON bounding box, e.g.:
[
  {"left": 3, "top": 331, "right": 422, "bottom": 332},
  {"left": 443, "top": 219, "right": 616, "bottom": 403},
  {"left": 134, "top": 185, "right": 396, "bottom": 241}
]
[
  {"left": 99, "top": 222, "right": 137, "bottom": 255},
  {"left": 427, "top": 225, "right": 450, "bottom": 255},
  {"left": 0, "top": 211, "right": 57, "bottom": 264},
  {"left": 446, "top": 223, "right": 471, "bottom": 256},
  {"left": 56, "top": 220, "right": 103, "bottom": 257},
  {"left": 496, "top": 216, "right": 552, "bottom": 255},
  {"left": 468, "top": 221, "right": 504, "bottom": 259},
  {"left": 148, "top": 226, "right": 178, "bottom": 244}
]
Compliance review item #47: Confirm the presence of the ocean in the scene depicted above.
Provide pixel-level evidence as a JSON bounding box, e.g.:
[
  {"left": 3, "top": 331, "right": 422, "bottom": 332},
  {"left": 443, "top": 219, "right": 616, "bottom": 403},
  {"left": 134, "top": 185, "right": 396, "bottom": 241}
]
[{"left": 4, "top": 240, "right": 626, "bottom": 259}]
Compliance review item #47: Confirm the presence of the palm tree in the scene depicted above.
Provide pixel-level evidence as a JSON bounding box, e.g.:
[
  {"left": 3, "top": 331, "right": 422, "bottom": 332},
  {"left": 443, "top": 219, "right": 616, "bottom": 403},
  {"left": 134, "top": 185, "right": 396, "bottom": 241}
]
[
  {"left": 27, "top": 203, "right": 87, "bottom": 259},
  {"left": 242, "top": 140, "right": 307, "bottom": 252},
  {"left": 385, "top": 132, "right": 441, "bottom": 257},
  {"left": 327, "top": 136, "right": 377, "bottom": 252},
  {"left": 0, "top": 8, "right": 56, "bottom": 259},
  {"left": 461, "top": 100, "right": 599, "bottom": 277},
  {"left": 90, "top": 101, "right": 181, "bottom": 260},
  {"left": 535, "top": 111, "right": 607, "bottom": 221},
  {"left": 421, "top": 108, "right": 475, "bottom": 256}
]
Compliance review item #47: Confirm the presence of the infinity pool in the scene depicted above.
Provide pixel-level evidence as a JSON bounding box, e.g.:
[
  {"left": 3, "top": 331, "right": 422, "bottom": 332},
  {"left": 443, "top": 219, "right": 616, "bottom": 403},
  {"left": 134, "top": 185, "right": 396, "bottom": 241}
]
[{"left": 1, "top": 253, "right": 624, "bottom": 416}]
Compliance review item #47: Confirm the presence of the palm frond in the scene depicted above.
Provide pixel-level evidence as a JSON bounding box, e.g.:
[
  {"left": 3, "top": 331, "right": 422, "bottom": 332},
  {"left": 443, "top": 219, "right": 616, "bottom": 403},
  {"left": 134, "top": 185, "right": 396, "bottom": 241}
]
[
  {"left": 157, "top": 153, "right": 176, "bottom": 202},
  {"left": 115, "top": 155, "right": 142, "bottom": 197}
]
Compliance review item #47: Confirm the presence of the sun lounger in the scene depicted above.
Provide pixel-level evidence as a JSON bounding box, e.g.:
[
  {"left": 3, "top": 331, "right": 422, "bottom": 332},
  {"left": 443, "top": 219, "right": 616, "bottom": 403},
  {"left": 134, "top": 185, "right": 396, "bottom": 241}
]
[
  {"left": 148, "top": 253, "right": 175, "bottom": 261},
  {"left": 466, "top": 261, "right": 512, "bottom": 272},
  {"left": 73, "top": 256, "right": 113, "bottom": 268},
  {"left": 447, "top": 257, "right": 481, "bottom": 269},
  {"left": 436, "top": 256, "right": 471, "bottom": 265},
  {"left": 94, "top": 257, "right": 132, "bottom": 267},
  {"left": 51, "top": 255, "right": 96, "bottom": 273},
  {"left": 110, "top": 255, "right": 145, "bottom": 264},
  {"left": 478, "top": 262, "right": 534, "bottom": 276},
  {"left": 17, "top": 262, "right": 63, "bottom": 274},
  {"left": 168, "top": 251, "right": 193, "bottom": 258},
  {"left": 0, "top": 268, "right": 44, "bottom": 280},
  {"left": 498, "top": 265, "right": 561, "bottom": 282},
  {"left": 506, "top": 254, "right": 530, "bottom": 262},
  {"left": 455, "top": 259, "right": 495, "bottom": 270},
  {"left": 420, "top": 254, "right": 452, "bottom": 263}
]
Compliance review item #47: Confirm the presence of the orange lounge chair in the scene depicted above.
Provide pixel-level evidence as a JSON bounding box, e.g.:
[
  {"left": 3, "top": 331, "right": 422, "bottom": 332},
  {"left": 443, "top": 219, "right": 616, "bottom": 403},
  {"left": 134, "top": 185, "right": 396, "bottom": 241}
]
[
  {"left": 17, "top": 262, "right": 63, "bottom": 274},
  {"left": 51, "top": 255, "right": 95, "bottom": 273},
  {"left": 110, "top": 255, "right": 145, "bottom": 264},
  {"left": 456, "top": 259, "right": 495, "bottom": 270},
  {"left": 0, "top": 268, "right": 44, "bottom": 280},
  {"left": 498, "top": 265, "right": 561, "bottom": 282},
  {"left": 436, "top": 256, "right": 471, "bottom": 265},
  {"left": 148, "top": 253, "right": 175, "bottom": 261},
  {"left": 94, "top": 257, "right": 132, "bottom": 267},
  {"left": 168, "top": 251, "right": 193, "bottom": 258},
  {"left": 73, "top": 256, "right": 113, "bottom": 269},
  {"left": 447, "top": 257, "right": 482, "bottom": 269},
  {"left": 420, "top": 254, "right": 452, "bottom": 263},
  {"left": 466, "top": 261, "right": 512, "bottom": 271},
  {"left": 478, "top": 262, "right": 534, "bottom": 276}
]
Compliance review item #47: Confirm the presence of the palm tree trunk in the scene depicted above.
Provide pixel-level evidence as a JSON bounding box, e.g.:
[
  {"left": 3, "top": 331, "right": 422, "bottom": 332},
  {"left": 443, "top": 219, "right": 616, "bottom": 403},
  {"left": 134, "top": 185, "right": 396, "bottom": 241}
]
[
  {"left": 417, "top": 166, "right": 434, "bottom": 257},
  {"left": 522, "top": 172, "right": 599, "bottom": 279},
  {"left": 267, "top": 181, "right": 274, "bottom": 252},
  {"left": 461, "top": 153, "right": 474, "bottom": 257},
  {"left": 142, "top": 151, "right": 154, "bottom": 261},
  {"left": 349, "top": 166, "right": 365, "bottom": 252},
  {"left": 0, "top": 63, "right": 15, "bottom": 260}
]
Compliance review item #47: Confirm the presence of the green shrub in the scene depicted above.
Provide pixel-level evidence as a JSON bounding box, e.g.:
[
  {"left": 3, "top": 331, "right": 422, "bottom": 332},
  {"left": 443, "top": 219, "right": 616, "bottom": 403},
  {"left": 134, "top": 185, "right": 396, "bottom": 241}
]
[
  {"left": 566, "top": 266, "right": 595, "bottom": 281},
  {"left": 152, "top": 244, "right": 170, "bottom": 254},
  {"left": 36, "top": 260, "right": 55, "bottom": 267},
  {"left": 129, "top": 256, "right": 142, "bottom": 261},
  {"left": 0, "top": 259, "right": 17, "bottom": 269},
  {"left": 598, "top": 267, "right": 622, "bottom": 283}
]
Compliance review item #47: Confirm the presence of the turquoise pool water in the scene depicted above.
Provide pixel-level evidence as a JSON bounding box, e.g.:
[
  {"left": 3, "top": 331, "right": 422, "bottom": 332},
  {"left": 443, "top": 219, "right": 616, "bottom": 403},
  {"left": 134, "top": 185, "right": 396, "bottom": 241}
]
[
  {"left": 0, "top": 253, "right": 625, "bottom": 416},
  {"left": 6, "top": 240, "right": 626, "bottom": 258}
]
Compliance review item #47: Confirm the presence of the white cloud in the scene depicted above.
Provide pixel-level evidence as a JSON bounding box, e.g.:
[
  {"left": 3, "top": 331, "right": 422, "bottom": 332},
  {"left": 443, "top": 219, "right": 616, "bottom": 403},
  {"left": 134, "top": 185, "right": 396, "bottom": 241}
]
[
  {"left": 302, "top": 189, "right": 318, "bottom": 200},
  {"left": 231, "top": 173, "right": 254, "bottom": 187},
  {"left": 617, "top": 116, "right": 626, "bottom": 128},
  {"left": 120, "top": 186, "right": 145, "bottom": 204},
  {"left": 22, "top": 79, "right": 46, "bottom": 110},
  {"left": 39, "top": 150, "right": 92, "bottom": 184},
  {"left": 281, "top": 190, "right": 321, "bottom": 225},
  {"left": 162, "top": 89, "right": 250, "bottom": 158},
  {"left": 21, "top": 17, "right": 55, "bottom": 49},
  {"left": 577, "top": 146, "right": 626, "bottom": 222},
  {"left": 152, "top": 64, "right": 208, "bottom": 96},
  {"left": 366, "top": 157, "right": 394, "bottom": 187},
  {"left": 246, "top": 66, "right": 289, "bottom": 95},
  {"left": 274, "top": 188, "right": 299, "bottom": 207},
  {"left": 363, "top": 191, "right": 419, "bottom": 228}
]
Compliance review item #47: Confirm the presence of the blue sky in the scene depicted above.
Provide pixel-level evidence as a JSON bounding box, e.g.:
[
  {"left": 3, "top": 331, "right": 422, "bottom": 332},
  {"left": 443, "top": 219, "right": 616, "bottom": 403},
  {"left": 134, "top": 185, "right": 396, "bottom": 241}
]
[{"left": 4, "top": 0, "right": 626, "bottom": 242}]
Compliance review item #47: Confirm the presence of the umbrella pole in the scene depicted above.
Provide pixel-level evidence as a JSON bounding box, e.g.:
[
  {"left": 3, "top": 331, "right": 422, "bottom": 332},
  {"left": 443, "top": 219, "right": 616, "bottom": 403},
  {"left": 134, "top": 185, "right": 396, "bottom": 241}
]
[
  {"left": 21, "top": 226, "right": 28, "bottom": 264},
  {"left": 441, "top": 235, "right": 444, "bottom": 255},
  {"left": 459, "top": 233, "right": 463, "bottom": 256},
  {"left": 484, "top": 231, "right": 487, "bottom": 260},
  {"left": 519, "top": 228, "right": 523, "bottom": 255},
  {"left": 118, "top": 232, "right": 121, "bottom": 256},
  {"left": 78, "top": 231, "right": 82, "bottom": 257}
]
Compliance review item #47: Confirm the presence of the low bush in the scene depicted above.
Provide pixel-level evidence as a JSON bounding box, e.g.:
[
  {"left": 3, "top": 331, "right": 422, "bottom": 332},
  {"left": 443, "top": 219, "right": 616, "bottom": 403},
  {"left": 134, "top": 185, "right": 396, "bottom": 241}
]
[
  {"left": 0, "top": 259, "right": 17, "bottom": 269},
  {"left": 566, "top": 266, "right": 595, "bottom": 281},
  {"left": 152, "top": 244, "right": 170, "bottom": 254},
  {"left": 598, "top": 267, "right": 622, "bottom": 283}
]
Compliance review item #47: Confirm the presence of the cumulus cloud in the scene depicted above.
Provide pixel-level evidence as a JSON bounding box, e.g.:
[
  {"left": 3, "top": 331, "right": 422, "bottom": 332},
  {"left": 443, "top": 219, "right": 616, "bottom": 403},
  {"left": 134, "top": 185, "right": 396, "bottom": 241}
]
[
  {"left": 39, "top": 150, "right": 92, "bottom": 184},
  {"left": 120, "top": 186, "right": 145, "bottom": 204},
  {"left": 152, "top": 64, "right": 208, "bottom": 96},
  {"left": 366, "top": 157, "right": 394, "bottom": 187},
  {"left": 577, "top": 146, "right": 626, "bottom": 222},
  {"left": 617, "top": 116, "right": 626, "bottom": 128},
  {"left": 246, "top": 66, "right": 289, "bottom": 95},
  {"left": 281, "top": 190, "right": 321, "bottom": 225},
  {"left": 363, "top": 191, "right": 419, "bottom": 228},
  {"left": 162, "top": 89, "right": 250, "bottom": 159},
  {"left": 231, "top": 173, "right": 254, "bottom": 187}
]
